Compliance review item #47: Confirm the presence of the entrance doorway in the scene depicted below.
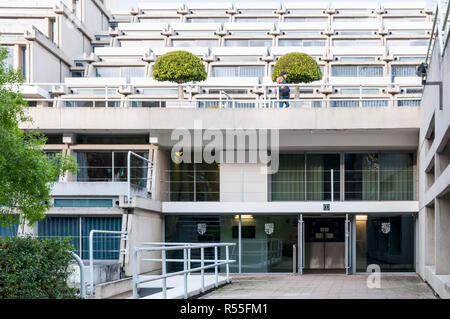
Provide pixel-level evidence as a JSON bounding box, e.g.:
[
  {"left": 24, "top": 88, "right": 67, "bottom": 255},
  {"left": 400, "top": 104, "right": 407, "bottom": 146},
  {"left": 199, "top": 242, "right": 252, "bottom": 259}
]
[{"left": 304, "top": 217, "right": 346, "bottom": 273}]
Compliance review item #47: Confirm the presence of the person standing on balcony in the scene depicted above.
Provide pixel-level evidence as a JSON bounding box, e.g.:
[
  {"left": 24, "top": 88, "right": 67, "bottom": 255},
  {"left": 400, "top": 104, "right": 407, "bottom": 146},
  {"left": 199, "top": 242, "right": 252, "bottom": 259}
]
[{"left": 276, "top": 71, "right": 290, "bottom": 108}]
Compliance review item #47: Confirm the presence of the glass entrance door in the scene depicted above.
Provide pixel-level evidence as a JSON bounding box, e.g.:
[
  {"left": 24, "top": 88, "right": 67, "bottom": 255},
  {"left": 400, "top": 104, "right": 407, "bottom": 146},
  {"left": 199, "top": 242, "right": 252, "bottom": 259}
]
[{"left": 304, "top": 217, "right": 346, "bottom": 271}]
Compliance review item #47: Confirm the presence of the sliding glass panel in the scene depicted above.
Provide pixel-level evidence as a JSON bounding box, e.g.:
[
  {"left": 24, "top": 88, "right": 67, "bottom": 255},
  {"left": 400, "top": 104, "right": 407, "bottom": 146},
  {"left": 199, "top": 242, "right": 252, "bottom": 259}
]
[
  {"left": 359, "top": 66, "right": 383, "bottom": 77},
  {"left": 330, "top": 100, "right": 359, "bottom": 107},
  {"left": 76, "top": 152, "right": 112, "bottom": 182},
  {"left": 271, "top": 154, "right": 305, "bottom": 201},
  {"left": 121, "top": 67, "right": 145, "bottom": 81},
  {"left": 332, "top": 66, "right": 357, "bottom": 77},
  {"left": 195, "top": 162, "right": 220, "bottom": 201},
  {"left": 169, "top": 161, "right": 195, "bottom": 201},
  {"left": 172, "top": 39, "right": 219, "bottom": 47},
  {"left": 284, "top": 17, "right": 328, "bottom": 22},
  {"left": 241, "top": 215, "right": 298, "bottom": 272},
  {"left": 212, "top": 66, "right": 265, "bottom": 81},
  {"left": 224, "top": 39, "right": 272, "bottom": 47},
  {"left": 333, "top": 40, "right": 380, "bottom": 47},
  {"left": 278, "top": 39, "right": 325, "bottom": 47},
  {"left": 186, "top": 18, "right": 229, "bottom": 23},
  {"left": 345, "top": 153, "right": 379, "bottom": 200},
  {"left": 114, "top": 151, "right": 148, "bottom": 187},
  {"left": 306, "top": 154, "right": 340, "bottom": 200},
  {"left": 380, "top": 153, "right": 414, "bottom": 200},
  {"left": 95, "top": 67, "right": 145, "bottom": 82},
  {"left": 240, "top": 66, "right": 265, "bottom": 80},
  {"left": 356, "top": 215, "right": 415, "bottom": 272},
  {"left": 169, "top": 161, "right": 219, "bottom": 202},
  {"left": 95, "top": 67, "right": 120, "bottom": 77},
  {"left": 331, "top": 66, "right": 383, "bottom": 77},
  {"left": 234, "top": 17, "right": 278, "bottom": 23},
  {"left": 391, "top": 65, "right": 417, "bottom": 82},
  {"left": 212, "top": 66, "right": 238, "bottom": 77},
  {"left": 165, "top": 215, "right": 238, "bottom": 273},
  {"left": 397, "top": 100, "right": 421, "bottom": 107},
  {"left": 361, "top": 100, "right": 388, "bottom": 107}
]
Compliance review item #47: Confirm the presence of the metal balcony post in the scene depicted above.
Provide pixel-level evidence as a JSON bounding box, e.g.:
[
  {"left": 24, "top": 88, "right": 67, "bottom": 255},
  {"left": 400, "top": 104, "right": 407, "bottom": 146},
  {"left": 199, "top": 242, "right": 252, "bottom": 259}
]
[
  {"left": 183, "top": 247, "right": 188, "bottom": 299},
  {"left": 331, "top": 169, "right": 334, "bottom": 202},
  {"left": 214, "top": 246, "right": 218, "bottom": 288},
  {"left": 132, "top": 248, "right": 138, "bottom": 299},
  {"left": 226, "top": 245, "right": 230, "bottom": 283},
  {"left": 200, "top": 247, "right": 205, "bottom": 293},
  {"left": 162, "top": 249, "right": 167, "bottom": 299}
]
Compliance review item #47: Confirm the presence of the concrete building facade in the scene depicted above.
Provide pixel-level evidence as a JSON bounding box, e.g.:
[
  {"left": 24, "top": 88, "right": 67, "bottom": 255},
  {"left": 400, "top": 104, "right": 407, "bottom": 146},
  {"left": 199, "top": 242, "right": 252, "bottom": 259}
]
[
  {"left": 0, "top": 0, "right": 448, "bottom": 298},
  {"left": 417, "top": 1, "right": 450, "bottom": 298}
]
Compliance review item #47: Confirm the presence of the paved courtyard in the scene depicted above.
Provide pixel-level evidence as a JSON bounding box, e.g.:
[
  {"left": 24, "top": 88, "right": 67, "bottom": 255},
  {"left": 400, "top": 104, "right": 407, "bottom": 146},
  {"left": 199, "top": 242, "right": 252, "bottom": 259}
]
[{"left": 199, "top": 274, "right": 437, "bottom": 299}]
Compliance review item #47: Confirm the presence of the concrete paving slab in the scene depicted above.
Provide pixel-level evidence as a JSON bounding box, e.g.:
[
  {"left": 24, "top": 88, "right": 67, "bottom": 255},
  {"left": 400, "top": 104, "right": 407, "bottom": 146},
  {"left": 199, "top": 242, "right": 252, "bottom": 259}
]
[{"left": 199, "top": 274, "right": 437, "bottom": 299}]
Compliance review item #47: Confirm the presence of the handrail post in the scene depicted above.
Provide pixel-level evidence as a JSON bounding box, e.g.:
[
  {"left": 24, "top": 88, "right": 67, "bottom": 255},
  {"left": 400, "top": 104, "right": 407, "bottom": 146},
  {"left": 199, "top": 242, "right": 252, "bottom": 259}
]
[
  {"left": 162, "top": 249, "right": 167, "bottom": 299},
  {"left": 183, "top": 247, "right": 188, "bottom": 299},
  {"left": 214, "top": 246, "right": 218, "bottom": 288},
  {"left": 331, "top": 169, "right": 334, "bottom": 202},
  {"left": 187, "top": 244, "right": 191, "bottom": 276},
  {"left": 89, "top": 230, "right": 94, "bottom": 295},
  {"left": 88, "top": 230, "right": 128, "bottom": 296},
  {"left": 71, "top": 252, "right": 86, "bottom": 299},
  {"left": 225, "top": 245, "right": 230, "bottom": 283},
  {"left": 293, "top": 244, "right": 296, "bottom": 274},
  {"left": 133, "top": 248, "right": 139, "bottom": 299},
  {"left": 200, "top": 247, "right": 205, "bottom": 293}
]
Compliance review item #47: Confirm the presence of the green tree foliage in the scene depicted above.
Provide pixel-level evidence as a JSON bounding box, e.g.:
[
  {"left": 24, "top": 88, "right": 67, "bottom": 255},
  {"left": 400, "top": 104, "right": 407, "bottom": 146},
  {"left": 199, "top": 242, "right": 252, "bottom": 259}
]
[
  {"left": 0, "top": 46, "right": 78, "bottom": 227},
  {"left": 152, "top": 50, "right": 207, "bottom": 84},
  {"left": 271, "top": 52, "right": 322, "bottom": 83},
  {"left": 0, "top": 236, "right": 79, "bottom": 299}
]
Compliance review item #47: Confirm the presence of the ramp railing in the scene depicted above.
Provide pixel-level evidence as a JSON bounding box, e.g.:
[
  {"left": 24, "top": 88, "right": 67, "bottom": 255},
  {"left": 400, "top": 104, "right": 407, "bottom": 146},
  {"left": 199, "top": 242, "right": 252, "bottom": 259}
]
[{"left": 132, "top": 242, "right": 236, "bottom": 299}]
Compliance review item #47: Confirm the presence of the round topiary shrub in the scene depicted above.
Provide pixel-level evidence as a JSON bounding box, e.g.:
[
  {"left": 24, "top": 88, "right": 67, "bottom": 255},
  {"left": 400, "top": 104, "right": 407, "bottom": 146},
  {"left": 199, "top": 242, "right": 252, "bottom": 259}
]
[
  {"left": 152, "top": 50, "right": 207, "bottom": 84},
  {"left": 271, "top": 52, "right": 322, "bottom": 84}
]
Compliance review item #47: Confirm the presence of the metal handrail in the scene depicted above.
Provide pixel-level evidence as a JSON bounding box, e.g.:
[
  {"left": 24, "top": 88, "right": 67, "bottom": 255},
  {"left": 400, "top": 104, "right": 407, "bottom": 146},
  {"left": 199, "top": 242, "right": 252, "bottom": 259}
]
[
  {"left": 23, "top": 97, "right": 420, "bottom": 109},
  {"left": 132, "top": 242, "right": 236, "bottom": 299},
  {"left": 426, "top": 1, "right": 450, "bottom": 64},
  {"left": 127, "top": 151, "right": 154, "bottom": 204},
  {"left": 21, "top": 81, "right": 426, "bottom": 87},
  {"left": 426, "top": 5, "right": 439, "bottom": 65},
  {"left": 88, "top": 230, "right": 128, "bottom": 295}
]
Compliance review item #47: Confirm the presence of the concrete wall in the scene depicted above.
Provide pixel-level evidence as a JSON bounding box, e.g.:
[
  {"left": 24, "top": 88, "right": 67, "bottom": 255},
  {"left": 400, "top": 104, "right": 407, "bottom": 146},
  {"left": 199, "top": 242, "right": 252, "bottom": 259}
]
[
  {"left": 59, "top": 14, "right": 90, "bottom": 59},
  {"left": 220, "top": 163, "right": 268, "bottom": 202},
  {"left": 122, "top": 208, "right": 163, "bottom": 277},
  {"left": 31, "top": 41, "right": 63, "bottom": 83},
  {"left": 23, "top": 107, "right": 420, "bottom": 132},
  {"left": 152, "top": 147, "right": 170, "bottom": 202},
  {"left": 82, "top": 0, "right": 109, "bottom": 36}
]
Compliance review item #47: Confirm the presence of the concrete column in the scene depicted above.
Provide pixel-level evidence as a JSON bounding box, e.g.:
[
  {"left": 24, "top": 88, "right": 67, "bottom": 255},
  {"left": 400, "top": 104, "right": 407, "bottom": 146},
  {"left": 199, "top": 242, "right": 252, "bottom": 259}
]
[
  {"left": 151, "top": 147, "right": 169, "bottom": 202},
  {"left": 64, "top": 147, "right": 77, "bottom": 182},
  {"left": 123, "top": 208, "right": 163, "bottom": 277},
  {"left": 425, "top": 205, "right": 435, "bottom": 266},
  {"left": 17, "top": 217, "right": 37, "bottom": 237},
  {"left": 435, "top": 197, "right": 450, "bottom": 274}
]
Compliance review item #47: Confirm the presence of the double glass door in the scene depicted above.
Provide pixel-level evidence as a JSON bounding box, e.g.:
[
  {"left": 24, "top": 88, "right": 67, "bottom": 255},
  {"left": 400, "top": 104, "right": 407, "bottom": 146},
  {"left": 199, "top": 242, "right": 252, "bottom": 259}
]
[{"left": 304, "top": 218, "right": 346, "bottom": 271}]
